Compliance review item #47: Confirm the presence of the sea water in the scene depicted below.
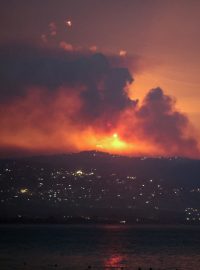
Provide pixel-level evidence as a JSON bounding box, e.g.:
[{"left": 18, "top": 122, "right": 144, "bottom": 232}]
[{"left": 0, "top": 224, "right": 200, "bottom": 270}]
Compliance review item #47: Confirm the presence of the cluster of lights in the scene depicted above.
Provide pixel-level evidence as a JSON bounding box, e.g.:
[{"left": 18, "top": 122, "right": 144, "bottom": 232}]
[
  {"left": 0, "top": 163, "right": 200, "bottom": 224},
  {"left": 185, "top": 208, "right": 200, "bottom": 221}
]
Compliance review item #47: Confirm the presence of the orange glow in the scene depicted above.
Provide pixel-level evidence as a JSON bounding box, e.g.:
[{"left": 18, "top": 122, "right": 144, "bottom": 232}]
[
  {"left": 59, "top": 41, "right": 73, "bottom": 51},
  {"left": 0, "top": 86, "right": 198, "bottom": 158},
  {"left": 113, "top": 133, "right": 118, "bottom": 138},
  {"left": 95, "top": 132, "right": 130, "bottom": 152}
]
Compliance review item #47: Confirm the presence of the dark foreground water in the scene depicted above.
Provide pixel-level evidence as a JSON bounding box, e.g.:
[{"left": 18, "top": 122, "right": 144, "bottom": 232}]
[{"left": 0, "top": 225, "right": 200, "bottom": 270}]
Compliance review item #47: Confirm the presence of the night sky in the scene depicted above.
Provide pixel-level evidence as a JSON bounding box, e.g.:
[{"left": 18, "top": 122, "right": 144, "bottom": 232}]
[{"left": 0, "top": 0, "right": 200, "bottom": 158}]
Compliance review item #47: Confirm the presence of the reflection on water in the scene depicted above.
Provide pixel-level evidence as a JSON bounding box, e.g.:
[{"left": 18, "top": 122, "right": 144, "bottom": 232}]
[
  {"left": 104, "top": 254, "right": 127, "bottom": 268},
  {"left": 0, "top": 225, "right": 200, "bottom": 270},
  {"left": 103, "top": 226, "right": 128, "bottom": 269}
]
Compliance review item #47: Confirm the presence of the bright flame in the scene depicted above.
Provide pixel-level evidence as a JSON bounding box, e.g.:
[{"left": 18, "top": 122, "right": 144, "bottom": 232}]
[
  {"left": 95, "top": 132, "right": 130, "bottom": 153},
  {"left": 113, "top": 133, "right": 118, "bottom": 138}
]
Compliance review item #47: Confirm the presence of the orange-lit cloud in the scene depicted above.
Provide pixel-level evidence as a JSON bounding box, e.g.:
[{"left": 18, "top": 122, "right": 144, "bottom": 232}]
[
  {"left": 0, "top": 43, "right": 199, "bottom": 158},
  {"left": 119, "top": 50, "right": 127, "bottom": 57},
  {"left": 89, "top": 45, "right": 98, "bottom": 52},
  {"left": 59, "top": 41, "right": 74, "bottom": 51}
]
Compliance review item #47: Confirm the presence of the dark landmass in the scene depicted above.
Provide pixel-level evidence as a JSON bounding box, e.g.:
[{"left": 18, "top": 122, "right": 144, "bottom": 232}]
[{"left": 0, "top": 151, "right": 200, "bottom": 224}]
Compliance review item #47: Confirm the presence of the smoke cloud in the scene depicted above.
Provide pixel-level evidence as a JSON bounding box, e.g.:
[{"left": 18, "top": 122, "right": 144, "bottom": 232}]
[{"left": 0, "top": 42, "right": 199, "bottom": 158}]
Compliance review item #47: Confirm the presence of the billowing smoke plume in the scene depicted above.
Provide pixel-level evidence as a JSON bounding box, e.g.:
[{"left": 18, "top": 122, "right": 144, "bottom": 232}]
[
  {"left": 120, "top": 88, "right": 199, "bottom": 157},
  {"left": 0, "top": 43, "right": 199, "bottom": 158}
]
